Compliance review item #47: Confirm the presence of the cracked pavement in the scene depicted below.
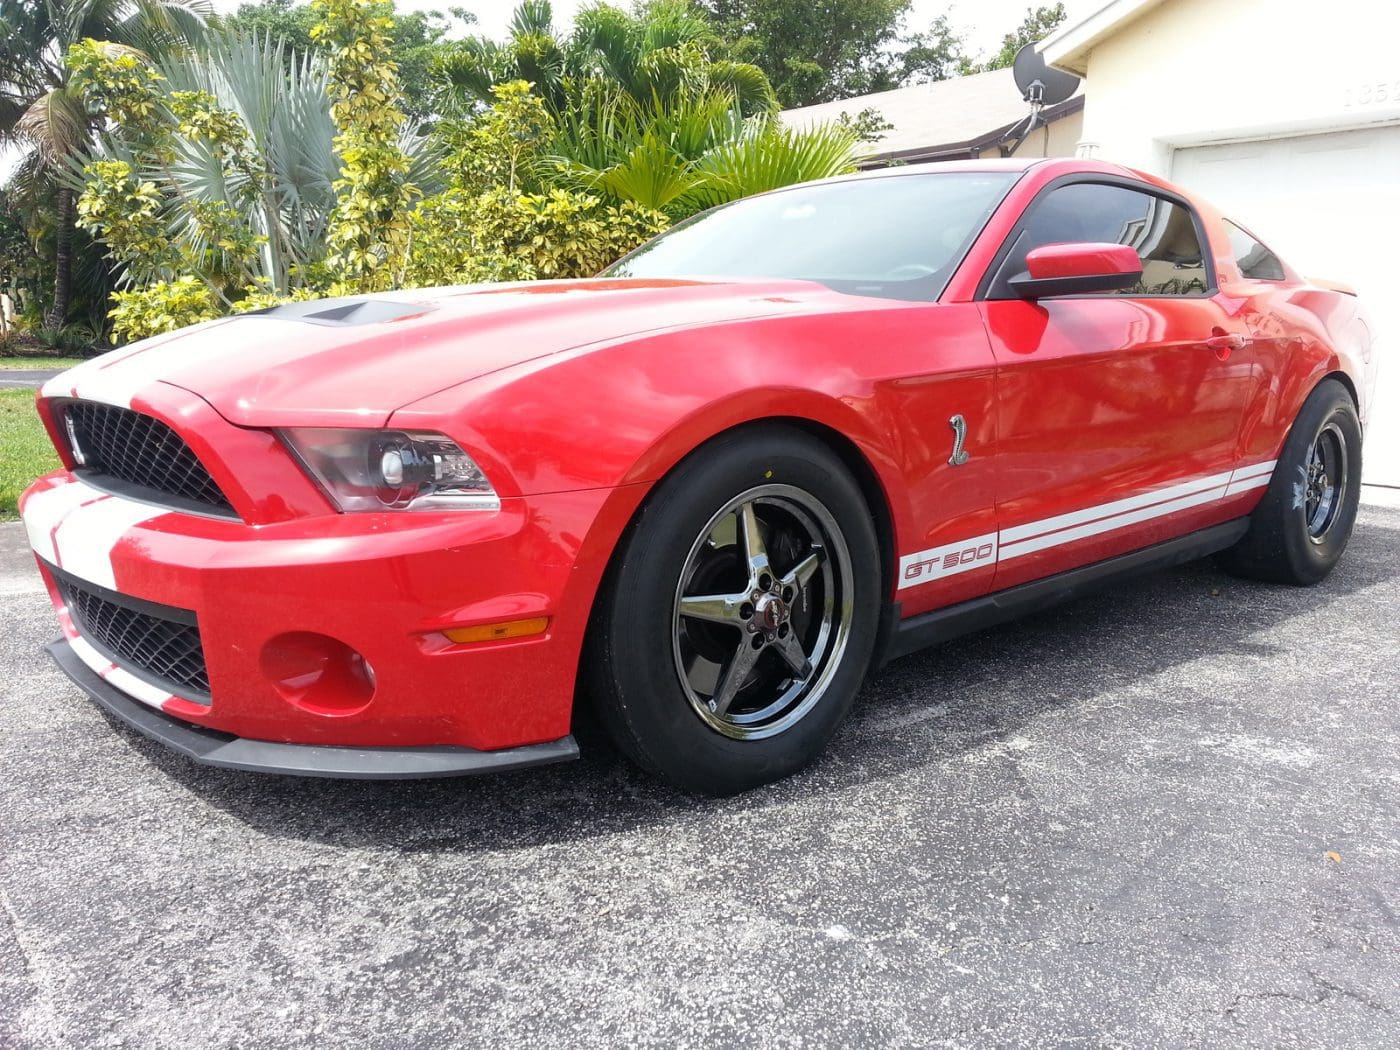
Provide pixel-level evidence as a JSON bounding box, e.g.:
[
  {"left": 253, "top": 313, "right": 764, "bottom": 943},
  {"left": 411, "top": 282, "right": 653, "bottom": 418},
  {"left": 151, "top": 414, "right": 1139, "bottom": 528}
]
[{"left": 1, "top": 507, "right": 1397, "bottom": 1047}]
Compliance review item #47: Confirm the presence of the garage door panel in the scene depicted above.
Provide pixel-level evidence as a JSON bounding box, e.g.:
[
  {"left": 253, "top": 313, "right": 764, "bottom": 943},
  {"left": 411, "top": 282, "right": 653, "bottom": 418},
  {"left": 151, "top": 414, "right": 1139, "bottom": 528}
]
[{"left": 1173, "top": 125, "right": 1400, "bottom": 486}]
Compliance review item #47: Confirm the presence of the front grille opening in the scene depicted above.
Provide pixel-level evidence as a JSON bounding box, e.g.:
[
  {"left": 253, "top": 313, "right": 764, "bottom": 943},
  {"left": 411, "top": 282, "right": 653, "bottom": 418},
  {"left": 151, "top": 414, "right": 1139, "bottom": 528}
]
[
  {"left": 63, "top": 401, "right": 235, "bottom": 517},
  {"left": 57, "top": 572, "right": 211, "bottom": 704}
]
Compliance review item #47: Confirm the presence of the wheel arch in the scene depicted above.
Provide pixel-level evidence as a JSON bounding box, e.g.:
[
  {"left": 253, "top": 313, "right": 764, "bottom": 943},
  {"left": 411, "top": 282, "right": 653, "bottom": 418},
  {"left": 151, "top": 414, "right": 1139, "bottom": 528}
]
[
  {"left": 1321, "top": 369, "right": 1361, "bottom": 414},
  {"left": 571, "top": 413, "right": 905, "bottom": 724}
]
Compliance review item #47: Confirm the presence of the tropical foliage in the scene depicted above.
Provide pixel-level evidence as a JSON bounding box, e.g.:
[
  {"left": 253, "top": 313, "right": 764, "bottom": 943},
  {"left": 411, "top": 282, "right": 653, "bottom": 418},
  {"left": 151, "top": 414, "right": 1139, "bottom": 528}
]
[
  {"left": 66, "top": 24, "right": 440, "bottom": 331},
  {"left": 2, "top": 0, "right": 1063, "bottom": 348},
  {"left": 309, "top": 0, "right": 420, "bottom": 293},
  {"left": 223, "top": 0, "right": 472, "bottom": 120},
  {"left": 436, "top": 0, "right": 774, "bottom": 118},
  {"left": 437, "top": 3, "right": 857, "bottom": 219},
  {"left": 983, "top": 4, "right": 1068, "bottom": 71},
  {"left": 0, "top": 0, "right": 213, "bottom": 327}
]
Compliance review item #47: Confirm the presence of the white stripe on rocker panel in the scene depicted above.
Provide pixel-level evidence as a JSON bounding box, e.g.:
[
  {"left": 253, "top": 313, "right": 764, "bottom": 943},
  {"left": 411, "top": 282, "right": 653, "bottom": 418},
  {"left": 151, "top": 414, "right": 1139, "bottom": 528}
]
[
  {"left": 999, "top": 484, "right": 1229, "bottom": 561},
  {"left": 999, "top": 470, "right": 1235, "bottom": 545},
  {"left": 1224, "top": 459, "right": 1278, "bottom": 497},
  {"left": 896, "top": 459, "right": 1278, "bottom": 589},
  {"left": 896, "top": 532, "right": 998, "bottom": 590},
  {"left": 1231, "top": 458, "right": 1277, "bottom": 480},
  {"left": 1224, "top": 473, "right": 1273, "bottom": 497}
]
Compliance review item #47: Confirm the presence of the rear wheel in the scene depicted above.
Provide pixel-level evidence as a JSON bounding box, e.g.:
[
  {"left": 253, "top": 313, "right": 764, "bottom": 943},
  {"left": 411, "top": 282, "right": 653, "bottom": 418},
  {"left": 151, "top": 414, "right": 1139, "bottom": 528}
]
[
  {"left": 1220, "top": 379, "right": 1362, "bottom": 585},
  {"left": 585, "top": 426, "right": 881, "bottom": 795}
]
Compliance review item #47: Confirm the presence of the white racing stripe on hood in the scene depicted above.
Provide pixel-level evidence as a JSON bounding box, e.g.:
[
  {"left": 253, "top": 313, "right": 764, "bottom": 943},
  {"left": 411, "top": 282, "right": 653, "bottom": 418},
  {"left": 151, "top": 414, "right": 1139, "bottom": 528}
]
[{"left": 39, "top": 322, "right": 226, "bottom": 408}]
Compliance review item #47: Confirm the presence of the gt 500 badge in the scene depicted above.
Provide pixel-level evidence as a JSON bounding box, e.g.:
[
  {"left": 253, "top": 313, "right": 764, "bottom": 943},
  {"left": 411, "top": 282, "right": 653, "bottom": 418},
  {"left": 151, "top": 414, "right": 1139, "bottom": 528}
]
[{"left": 898, "top": 533, "right": 998, "bottom": 589}]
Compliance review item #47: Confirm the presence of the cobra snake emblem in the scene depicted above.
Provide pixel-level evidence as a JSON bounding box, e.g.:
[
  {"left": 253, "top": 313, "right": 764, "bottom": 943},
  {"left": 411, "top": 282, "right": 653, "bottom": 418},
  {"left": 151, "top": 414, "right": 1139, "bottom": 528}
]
[{"left": 948, "top": 414, "right": 970, "bottom": 466}]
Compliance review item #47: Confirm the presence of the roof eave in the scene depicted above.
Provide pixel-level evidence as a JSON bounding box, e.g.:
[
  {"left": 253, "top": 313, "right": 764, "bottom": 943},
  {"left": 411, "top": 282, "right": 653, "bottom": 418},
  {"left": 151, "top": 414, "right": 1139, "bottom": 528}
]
[
  {"left": 1040, "top": 0, "right": 1168, "bottom": 76},
  {"left": 855, "top": 95, "right": 1085, "bottom": 169}
]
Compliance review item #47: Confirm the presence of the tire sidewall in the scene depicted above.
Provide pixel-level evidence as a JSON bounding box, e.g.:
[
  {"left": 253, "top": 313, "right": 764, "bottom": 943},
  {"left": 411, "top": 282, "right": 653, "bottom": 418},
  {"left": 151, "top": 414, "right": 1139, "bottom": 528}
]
[
  {"left": 1269, "top": 381, "right": 1362, "bottom": 583},
  {"left": 599, "top": 427, "right": 882, "bottom": 794}
]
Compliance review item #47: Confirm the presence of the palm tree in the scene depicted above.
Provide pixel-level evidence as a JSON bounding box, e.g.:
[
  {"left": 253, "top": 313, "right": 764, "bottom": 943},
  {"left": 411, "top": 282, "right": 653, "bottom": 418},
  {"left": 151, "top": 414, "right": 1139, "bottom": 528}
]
[
  {"left": 0, "top": 0, "right": 211, "bottom": 327},
  {"left": 436, "top": 0, "right": 775, "bottom": 118},
  {"left": 550, "top": 89, "right": 860, "bottom": 216},
  {"left": 85, "top": 30, "right": 442, "bottom": 299}
]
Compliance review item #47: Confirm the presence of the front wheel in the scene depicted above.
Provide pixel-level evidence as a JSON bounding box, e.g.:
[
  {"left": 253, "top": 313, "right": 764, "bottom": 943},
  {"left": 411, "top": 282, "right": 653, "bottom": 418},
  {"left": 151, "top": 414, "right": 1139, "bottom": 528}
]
[
  {"left": 584, "top": 426, "right": 881, "bottom": 795},
  {"left": 1220, "top": 378, "right": 1362, "bottom": 585}
]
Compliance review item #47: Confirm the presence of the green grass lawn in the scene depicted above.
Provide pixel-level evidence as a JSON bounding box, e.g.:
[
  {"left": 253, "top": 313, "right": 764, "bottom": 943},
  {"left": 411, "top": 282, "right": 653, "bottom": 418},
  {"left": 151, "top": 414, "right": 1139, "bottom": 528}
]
[
  {"left": 0, "top": 389, "right": 60, "bottom": 521},
  {"left": 0, "top": 356, "right": 86, "bottom": 370}
]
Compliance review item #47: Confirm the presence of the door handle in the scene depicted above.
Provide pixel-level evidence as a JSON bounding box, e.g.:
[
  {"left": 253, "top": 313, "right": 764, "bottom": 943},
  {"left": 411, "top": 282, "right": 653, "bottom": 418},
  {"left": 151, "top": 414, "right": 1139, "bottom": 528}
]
[{"left": 1205, "top": 332, "right": 1247, "bottom": 357}]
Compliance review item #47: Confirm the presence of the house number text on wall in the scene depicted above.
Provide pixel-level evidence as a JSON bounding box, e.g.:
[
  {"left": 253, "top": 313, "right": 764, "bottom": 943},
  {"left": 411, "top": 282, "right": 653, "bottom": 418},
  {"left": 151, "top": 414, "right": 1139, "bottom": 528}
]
[{"left": 1343, "top": 80, "right": 1400, "bottom": 107}]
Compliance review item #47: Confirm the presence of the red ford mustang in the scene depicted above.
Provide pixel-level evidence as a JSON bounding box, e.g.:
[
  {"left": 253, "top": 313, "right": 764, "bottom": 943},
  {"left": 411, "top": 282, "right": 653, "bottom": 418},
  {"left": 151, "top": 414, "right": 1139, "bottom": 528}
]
[{"left": 21, "top": 158, "right": 1377, "bottom": 794}]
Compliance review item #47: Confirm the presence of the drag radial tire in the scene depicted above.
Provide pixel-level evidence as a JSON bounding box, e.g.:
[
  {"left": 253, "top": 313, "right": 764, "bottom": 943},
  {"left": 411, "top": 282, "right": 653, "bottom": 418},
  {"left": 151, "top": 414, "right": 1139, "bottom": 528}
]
[
  {"left": 1220, "top": 379, "right": 1362, "bottom": 585},
  {"left": 584, "top": 425, "right": 882, "bottom": 795}
]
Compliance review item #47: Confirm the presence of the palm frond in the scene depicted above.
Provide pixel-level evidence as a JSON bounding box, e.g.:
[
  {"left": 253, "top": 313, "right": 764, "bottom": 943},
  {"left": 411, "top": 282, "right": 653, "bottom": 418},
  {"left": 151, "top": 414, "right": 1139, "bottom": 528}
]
[
  {"left": 708, "top": 60, "right": 777, "bottom": 116},
  {"left": 16, "top": 86, "right": 89, "bottom": 164},
  {"left": 683, "top": 120, "right": 859, "bottom": 211},
  {"left": 510, "top": 0, "right": 555, "bottom": 39}
]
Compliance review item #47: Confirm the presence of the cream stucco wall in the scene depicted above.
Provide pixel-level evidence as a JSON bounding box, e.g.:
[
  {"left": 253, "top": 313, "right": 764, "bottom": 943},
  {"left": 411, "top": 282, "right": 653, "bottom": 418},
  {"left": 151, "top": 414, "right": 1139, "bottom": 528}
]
[
  {"left": 1065, "top": 0, "right": 1400, "bottom": 174},
  {"left": 1044, "top": 107, "right": 1085, "bottom": 158},
  {"left": 1007, "top": 107, "right": 1084, "bottom": 159}
]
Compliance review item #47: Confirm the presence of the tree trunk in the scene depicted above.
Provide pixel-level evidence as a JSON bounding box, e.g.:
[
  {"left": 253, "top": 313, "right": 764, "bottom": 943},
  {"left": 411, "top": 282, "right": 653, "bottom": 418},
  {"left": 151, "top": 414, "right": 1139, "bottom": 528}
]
[{"left": 45, "top": 187, "right": 74, "bottom": 329}]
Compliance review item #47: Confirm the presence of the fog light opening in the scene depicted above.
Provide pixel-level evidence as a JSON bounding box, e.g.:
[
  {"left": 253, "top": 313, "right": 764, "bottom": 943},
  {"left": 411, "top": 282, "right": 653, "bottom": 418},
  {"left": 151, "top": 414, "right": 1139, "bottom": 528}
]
[{"left": 260, "top": 632, "right": 376, "bottom": 716}]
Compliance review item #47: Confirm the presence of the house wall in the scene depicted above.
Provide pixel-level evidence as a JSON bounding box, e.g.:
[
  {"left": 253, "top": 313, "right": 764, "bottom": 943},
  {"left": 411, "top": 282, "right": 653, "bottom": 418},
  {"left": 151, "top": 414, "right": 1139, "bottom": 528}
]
[
  {"left": 1043, "top": 108, "right": 1084, "bottom": 159},
  {"left": 1055, "top": 0, "right": 1400, "bottom": 485},
  {"left": 1068, "top": 0, "right": 1400, "bottom": 172},
  {"left": 1006, "top": 107, "right": 1084, "bottom": 159}
]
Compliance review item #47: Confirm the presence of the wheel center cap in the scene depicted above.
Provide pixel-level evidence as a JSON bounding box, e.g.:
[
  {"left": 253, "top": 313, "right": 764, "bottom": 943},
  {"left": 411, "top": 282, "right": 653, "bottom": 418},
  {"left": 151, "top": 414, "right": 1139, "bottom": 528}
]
[{"left": 756, "top": 594, "right": 787, "bottom": 632}]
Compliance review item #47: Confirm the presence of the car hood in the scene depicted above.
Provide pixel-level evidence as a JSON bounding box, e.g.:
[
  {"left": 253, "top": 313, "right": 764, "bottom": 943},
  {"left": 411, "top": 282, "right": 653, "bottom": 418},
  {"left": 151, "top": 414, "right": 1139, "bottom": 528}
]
[{"left": 57, "top": 278, "right": 842, "bottom": 428}]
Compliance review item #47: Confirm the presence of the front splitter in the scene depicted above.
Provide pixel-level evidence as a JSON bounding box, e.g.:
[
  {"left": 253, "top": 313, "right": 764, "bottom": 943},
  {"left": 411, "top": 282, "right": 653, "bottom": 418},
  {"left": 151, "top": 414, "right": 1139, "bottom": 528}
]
[{"left": 46, "top": 638, "right": 579, "bottom": 779}]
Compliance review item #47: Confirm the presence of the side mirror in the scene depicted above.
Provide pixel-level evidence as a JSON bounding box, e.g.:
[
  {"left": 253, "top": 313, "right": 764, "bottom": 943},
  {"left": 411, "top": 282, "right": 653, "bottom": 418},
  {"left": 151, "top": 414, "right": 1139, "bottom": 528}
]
[{"left": 1008, "top": 242, "right": 1143, "bottom": 299}]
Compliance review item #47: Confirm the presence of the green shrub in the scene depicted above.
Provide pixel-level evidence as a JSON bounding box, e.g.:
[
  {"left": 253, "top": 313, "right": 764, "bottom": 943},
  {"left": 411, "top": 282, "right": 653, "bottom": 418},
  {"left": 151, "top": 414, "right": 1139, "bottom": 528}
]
[
  {"left": 404, "top": 186, "right": 668, "bottom": 287},
  {"left": 36, "top": 322, "right": 99, "bottom": 355},
  {"left": 107, "top": 277, "right": 221, "bottom": 343}
]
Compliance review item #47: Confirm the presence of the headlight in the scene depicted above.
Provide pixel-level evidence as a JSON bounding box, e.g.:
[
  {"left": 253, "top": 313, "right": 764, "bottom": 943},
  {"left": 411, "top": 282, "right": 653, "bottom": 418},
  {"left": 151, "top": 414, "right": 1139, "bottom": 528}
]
[{"left": 280, "top": 428, "right": 499, "bottom": 511}]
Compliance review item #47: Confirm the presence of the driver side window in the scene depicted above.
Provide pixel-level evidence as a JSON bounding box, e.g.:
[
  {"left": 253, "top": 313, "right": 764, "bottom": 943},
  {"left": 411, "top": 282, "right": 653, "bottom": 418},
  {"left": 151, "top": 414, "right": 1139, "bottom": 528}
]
[{"left": 993, "top": 182, "right": 1210, "bottom": 297}]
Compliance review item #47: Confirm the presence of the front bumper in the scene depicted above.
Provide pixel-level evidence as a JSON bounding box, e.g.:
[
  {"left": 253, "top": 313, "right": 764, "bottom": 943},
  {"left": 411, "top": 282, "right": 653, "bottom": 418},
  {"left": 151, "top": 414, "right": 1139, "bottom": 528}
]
[
  {"left": 48, "top": 638, "right": 579, "bottom": 778},
  {"left": 22, "top": 469, "right": 628, "bottom": 757}
]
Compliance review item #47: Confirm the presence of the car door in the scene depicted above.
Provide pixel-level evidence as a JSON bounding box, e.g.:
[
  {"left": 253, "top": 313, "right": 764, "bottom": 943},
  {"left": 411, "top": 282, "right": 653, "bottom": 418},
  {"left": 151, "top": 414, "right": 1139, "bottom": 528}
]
[{"left": 976, "top": 177, "right": 1257, "bottom": 590}]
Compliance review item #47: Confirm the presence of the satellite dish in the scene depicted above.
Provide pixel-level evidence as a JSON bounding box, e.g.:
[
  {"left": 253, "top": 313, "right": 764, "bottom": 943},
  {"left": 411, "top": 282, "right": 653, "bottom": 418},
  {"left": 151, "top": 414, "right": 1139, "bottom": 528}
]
[{"left": 1012, "top": 42, "right": 1080, "bottom": 107}]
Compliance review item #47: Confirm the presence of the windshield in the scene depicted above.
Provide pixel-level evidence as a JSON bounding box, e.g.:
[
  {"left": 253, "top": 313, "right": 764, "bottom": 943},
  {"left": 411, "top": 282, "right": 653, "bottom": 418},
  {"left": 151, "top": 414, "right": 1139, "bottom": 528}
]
[{"left": 605, "top": 171, "right": 1019, "bottom": 301}]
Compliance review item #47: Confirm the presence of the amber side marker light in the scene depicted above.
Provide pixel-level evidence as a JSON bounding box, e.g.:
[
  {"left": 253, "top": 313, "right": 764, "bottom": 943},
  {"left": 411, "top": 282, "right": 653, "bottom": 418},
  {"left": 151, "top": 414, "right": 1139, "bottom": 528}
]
[{"left": 442, "top": 617, "right": 550, "bottom": 644}]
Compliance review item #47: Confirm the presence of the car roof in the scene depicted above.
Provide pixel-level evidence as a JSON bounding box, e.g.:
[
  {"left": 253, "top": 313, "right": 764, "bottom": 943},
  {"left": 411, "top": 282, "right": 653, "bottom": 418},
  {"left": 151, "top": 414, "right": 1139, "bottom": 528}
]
[{"left": 773, "top": 156, "right": 1156, "bottom": 195}]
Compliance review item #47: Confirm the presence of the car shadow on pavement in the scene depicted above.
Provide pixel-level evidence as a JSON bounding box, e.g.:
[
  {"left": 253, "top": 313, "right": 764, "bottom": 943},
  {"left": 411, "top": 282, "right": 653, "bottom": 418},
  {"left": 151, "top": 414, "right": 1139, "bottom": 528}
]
[{"left": 102, "top": 511, "right": 1400, "bottom": 853}]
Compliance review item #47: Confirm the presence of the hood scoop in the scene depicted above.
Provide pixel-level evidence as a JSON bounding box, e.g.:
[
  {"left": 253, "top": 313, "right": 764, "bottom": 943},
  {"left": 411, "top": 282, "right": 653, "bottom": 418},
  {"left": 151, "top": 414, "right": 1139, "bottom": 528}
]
[{"left": 242, "top": 297, "right": 437, "bottom": 327}]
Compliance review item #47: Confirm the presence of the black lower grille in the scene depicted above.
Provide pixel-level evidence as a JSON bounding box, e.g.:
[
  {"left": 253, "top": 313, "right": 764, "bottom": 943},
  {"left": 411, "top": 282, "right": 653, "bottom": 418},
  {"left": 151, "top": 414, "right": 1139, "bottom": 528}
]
[
  {"left": 56, "top": 571, "right": 211, "bottom": 703},
  {"left": 63, "top": 401, "right": 234, "bottom": 517}
]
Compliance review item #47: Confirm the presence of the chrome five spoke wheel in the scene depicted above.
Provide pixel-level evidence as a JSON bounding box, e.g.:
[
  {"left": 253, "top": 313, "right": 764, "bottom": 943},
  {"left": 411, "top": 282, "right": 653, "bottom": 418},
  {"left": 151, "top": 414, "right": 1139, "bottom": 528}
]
[{"left": 672, "top": 484, "right": 854, "bottom": 740}]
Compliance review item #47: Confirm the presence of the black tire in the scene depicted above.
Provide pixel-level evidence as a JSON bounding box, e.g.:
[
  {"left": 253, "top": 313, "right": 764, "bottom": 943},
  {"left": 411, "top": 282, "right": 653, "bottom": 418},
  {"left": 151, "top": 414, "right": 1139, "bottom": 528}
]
[
  {"left": 584, "top": 424, "right": 882, "bottom": 795},
  {"left": 1219, "top": 379, "right": 1362, "bottom": 585}
]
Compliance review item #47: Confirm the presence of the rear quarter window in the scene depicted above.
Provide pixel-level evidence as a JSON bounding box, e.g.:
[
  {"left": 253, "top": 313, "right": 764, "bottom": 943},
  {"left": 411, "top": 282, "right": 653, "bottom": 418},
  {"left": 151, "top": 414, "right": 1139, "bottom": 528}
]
[{"left": 1224, "top": 220, "right": 1287, "bottom": 281}]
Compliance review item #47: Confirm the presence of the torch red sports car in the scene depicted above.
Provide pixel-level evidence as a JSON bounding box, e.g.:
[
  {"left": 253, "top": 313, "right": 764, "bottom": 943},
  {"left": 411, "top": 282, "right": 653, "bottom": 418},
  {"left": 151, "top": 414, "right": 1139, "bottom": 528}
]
[{"left": 21, "top": 158, "right": 1377, "bottom": 794}]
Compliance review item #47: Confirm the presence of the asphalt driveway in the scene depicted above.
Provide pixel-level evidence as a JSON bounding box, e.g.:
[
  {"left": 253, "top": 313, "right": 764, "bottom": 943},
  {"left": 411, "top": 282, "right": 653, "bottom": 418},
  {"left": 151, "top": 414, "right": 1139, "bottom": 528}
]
[{"left": 1, "top": 507, "right": 1397, "bottom": 1048}]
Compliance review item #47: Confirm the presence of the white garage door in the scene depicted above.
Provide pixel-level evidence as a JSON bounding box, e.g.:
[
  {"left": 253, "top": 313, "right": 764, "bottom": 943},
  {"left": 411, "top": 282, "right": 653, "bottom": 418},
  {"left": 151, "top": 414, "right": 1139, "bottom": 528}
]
[{"left": 1173, "top": 125, "right": 1400, "bottom": 487}]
